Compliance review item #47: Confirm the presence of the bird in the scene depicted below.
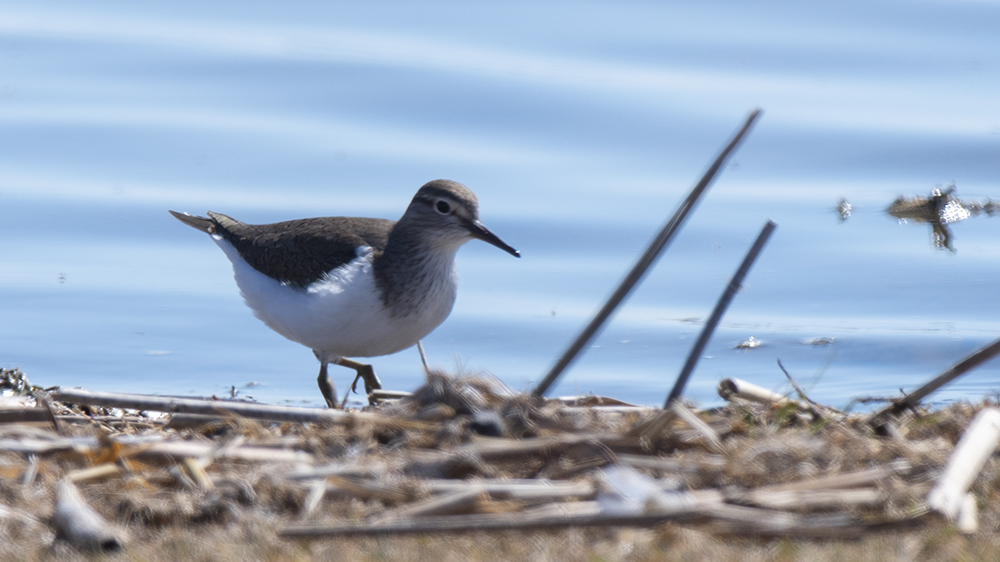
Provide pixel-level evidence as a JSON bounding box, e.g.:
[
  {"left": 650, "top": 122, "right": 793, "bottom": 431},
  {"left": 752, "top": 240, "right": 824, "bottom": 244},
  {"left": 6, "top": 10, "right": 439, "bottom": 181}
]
[{"left": 169, "top": 179, "right": 519, "bottom": 408}]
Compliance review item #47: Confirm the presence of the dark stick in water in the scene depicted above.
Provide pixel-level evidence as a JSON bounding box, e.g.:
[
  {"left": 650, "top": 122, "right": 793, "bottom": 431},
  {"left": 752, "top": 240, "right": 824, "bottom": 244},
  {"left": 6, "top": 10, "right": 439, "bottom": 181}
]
[
  {"left": 533, "top": 109, "right": 763, "bottom": 398},
  {"left": 869, "top": 337, "right": 1000, "bottom": 431},
  {"left": 664, "top": 220, "right": 776, "bottom": 408}
]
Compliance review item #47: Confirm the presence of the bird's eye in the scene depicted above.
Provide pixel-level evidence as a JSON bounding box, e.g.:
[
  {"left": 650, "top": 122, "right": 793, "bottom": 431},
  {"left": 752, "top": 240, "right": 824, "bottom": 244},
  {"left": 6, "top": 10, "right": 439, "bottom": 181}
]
[{"left": 435, "top": 200, "right": 452, "bottom": 214}]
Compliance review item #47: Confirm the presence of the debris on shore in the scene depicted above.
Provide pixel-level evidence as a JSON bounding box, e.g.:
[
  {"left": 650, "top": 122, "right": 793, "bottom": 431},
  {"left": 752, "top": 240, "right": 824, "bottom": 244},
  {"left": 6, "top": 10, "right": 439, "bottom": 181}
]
[{"left": 1, "top": 366, "right": 999, "bottom": 561}]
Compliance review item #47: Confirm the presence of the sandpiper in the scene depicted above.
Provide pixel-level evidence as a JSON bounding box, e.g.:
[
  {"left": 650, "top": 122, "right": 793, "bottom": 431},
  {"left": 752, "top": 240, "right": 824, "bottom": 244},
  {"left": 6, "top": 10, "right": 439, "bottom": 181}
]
[{"left": 169, "top": 179, "right": 519, "bottom": 407}]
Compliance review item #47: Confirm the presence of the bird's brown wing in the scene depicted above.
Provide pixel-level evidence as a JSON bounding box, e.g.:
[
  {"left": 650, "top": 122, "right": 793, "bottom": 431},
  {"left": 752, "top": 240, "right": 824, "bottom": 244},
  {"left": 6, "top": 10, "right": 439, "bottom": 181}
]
[{"left": 206, "top": 213, "right": 394, "bottom": 289}]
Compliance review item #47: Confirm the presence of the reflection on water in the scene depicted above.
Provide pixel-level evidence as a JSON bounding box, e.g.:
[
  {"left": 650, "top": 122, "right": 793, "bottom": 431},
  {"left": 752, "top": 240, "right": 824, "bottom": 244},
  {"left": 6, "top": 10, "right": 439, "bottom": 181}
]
[{"left": 886, "top": 186, "right": 998, "bottom": 251}]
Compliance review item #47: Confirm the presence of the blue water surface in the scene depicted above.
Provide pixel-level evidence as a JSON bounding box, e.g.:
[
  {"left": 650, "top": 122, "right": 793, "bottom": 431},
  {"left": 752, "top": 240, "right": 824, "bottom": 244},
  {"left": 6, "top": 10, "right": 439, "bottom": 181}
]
[{"left": 1, "top": 0, "right": 998, "bottom": 409}]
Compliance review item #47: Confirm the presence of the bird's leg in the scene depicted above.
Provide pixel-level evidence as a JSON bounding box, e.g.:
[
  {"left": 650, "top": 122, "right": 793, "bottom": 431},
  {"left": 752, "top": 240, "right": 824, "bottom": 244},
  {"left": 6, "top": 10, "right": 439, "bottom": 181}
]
[
  {"left": 316, "top": 362, "right": 338, "bottom": 409},
  {"left": 416, "top": 340, "right": 430, "bottom": 375},
  {"left": 335, "top": 358, "right": 382, "bottom": 395}
]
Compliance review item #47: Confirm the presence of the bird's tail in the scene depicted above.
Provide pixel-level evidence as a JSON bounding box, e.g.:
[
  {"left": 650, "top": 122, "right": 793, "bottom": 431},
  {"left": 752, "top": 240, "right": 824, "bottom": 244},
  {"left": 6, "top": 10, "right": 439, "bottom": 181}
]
[{"left": 168, "top": 210, "right": 215, "bottom": 233}]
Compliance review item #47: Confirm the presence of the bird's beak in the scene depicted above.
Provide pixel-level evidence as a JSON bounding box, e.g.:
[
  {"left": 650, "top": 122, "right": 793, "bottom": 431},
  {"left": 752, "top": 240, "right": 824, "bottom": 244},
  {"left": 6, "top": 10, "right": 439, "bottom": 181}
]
[{"left": 467, "top": 219, "right": 520, "bottom": 258}]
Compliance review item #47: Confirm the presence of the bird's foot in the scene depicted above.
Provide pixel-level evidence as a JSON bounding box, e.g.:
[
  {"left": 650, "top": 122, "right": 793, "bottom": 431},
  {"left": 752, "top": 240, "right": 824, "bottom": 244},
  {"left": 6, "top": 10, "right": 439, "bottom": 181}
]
[
  {"left": 347, "top": 366, "right": 382, "bottom": 395},
  {"left": 333, "top": 359, "right": 382, "bottom": 407}
]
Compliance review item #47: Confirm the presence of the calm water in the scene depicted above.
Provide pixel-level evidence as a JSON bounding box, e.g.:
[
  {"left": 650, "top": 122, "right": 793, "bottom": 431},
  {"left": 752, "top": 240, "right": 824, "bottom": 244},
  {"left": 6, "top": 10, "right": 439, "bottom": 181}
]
[{"left": 1, "top": 1, "right": 998, "bottom": 409}]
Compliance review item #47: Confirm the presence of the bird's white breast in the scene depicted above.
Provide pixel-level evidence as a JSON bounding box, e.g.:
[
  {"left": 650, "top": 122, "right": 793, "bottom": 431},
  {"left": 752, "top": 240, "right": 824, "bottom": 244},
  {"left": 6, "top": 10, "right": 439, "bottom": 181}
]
[{"left": 212, "top": 236, "right": 457, "bottom": 359}]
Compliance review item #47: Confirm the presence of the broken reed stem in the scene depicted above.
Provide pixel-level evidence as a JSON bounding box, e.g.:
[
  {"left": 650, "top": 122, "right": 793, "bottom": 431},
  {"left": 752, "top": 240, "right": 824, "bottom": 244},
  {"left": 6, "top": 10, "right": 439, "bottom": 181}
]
[
  {"left": 664, "top": 220, "right": 777, "bottom": 408},
  {"left": 869, "top": 337, "right": 1000, "bottom": 430},
  {"left": 533, "top": 109, "right": 763, "bottom": 398}
]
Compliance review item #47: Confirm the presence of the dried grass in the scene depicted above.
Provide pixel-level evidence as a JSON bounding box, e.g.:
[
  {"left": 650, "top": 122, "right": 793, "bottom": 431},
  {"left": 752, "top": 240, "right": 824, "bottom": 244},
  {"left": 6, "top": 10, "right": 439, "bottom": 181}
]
[{"left": 0, "top": 368, "right": 998, "bottom": 561}]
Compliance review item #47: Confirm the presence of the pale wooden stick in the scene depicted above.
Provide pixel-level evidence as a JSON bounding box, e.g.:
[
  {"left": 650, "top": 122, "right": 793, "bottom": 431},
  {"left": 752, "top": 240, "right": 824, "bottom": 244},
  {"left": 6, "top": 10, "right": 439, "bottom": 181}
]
[
  {"left": 52, "top": 479, "right": 124, "bottom": 552},
  {"left": 927, "top": 408, "right": 1000, "bottom": 520},
  {"left": 67, "top": 464, "right": 121, "bottom": 484},
  {"left": 369, "top": 390, "right": 413, "bottom": 402},
  {"left": 50, "top": 387, "right": 349, "bottom": 421},
  {"left": 736, "top": 488, "right": 881, "bottom": 510},
  {"left": 132, "top": 440, "right": 313, "bottom": 463},
  {"left": 0, "top": 435, "right": 314, "bottom": 463},
  {"left": 422, "top": 479, "right": 595, "bottom": 501},
  {"left": 47, "top": 387, "right": 433, "bottom": 430},
  {"left": 717, "top": 377, "right": 798, "bottom": 407},
  {"left": 0, "top": 437, "right": 81, "bottom": 455}
]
